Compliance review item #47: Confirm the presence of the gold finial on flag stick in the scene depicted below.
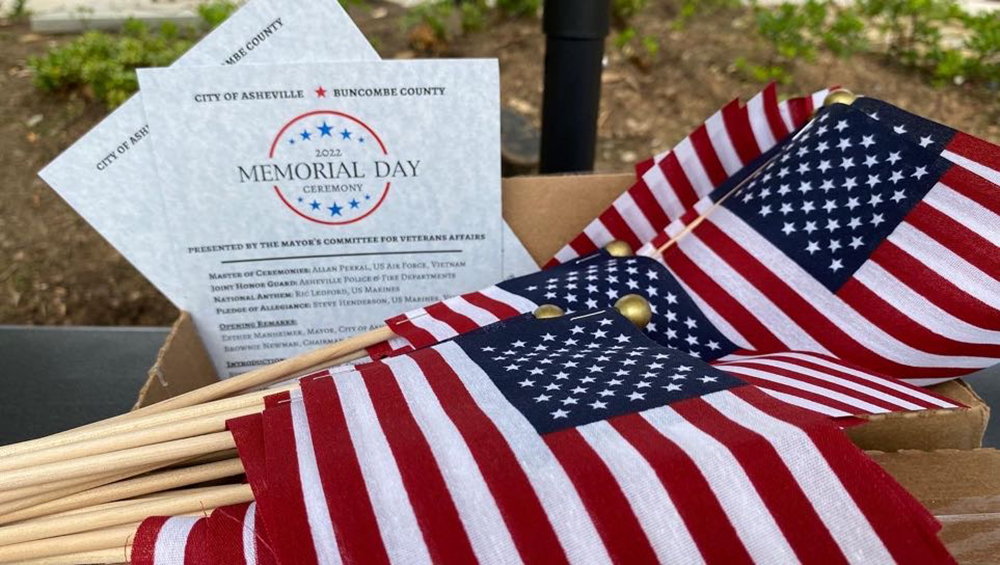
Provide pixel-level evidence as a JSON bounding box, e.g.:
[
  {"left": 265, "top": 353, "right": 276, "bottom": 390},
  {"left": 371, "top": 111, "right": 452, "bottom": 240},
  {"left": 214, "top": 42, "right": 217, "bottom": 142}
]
[
  {"left": 614, "top": 294, "right": 652, "bottom": 329},
  {"left": 823, "top": 88, "right": 857, "bottom": 107},
  {"left": 604, "top": 239, "right": 633, "bottom": 257},
  {"left": 533, "top": 304, "right": 565, "bottom": 319}
]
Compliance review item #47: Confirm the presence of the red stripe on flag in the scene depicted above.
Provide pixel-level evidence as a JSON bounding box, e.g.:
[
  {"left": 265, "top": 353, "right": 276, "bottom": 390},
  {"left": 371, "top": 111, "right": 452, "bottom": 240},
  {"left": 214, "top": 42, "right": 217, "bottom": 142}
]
[
  {"left": 839, "top": 277, "right": 1000, "bottom": 358},
  {"left": 948, "top": 132, "right": 1000, "bottom": 177},
  {"left": 386, "top": 314, "right": 439, "bottom": 351},
  {"left": 736, "top": 352, "right": 954, "bottom": 410},
  {"left": 261, "top": 399, "right": 323, "bottom": 565},
  {"left": 689, "top": 124, "right": 729, "bottom": 186},
  {"left": 184, "top": 518, "right": 209, "bottom": 565},
  {"left": 569, "top": 231, "right": 600, "bottom": 258},
  {"left": 721, "top": 357, "right": 905, "bottom": 413},
  {"left": 411, "top": 348, "right": 569, "bottom": 564},
  {"left": 131, "top": 516, "right": 169, "bottom": 565},
  {"left": 724, "top": 372, "right": 865, "bottom": 416},
  {"left": 873, "top": 242, "right": 1000, "bottom": 331},
  {"left": 425, "top": 302, "right": 479, "bottom": 335},
  {"left": 672, "top": 397, "right": 849, "bottom": 565},
  {"left": 301, "top": 377, "right": 391, "bottom": 565},
  {"left": 463, "top": 291, "right": 522, "bottom": 320},
  {"left": 610, "top": 411, "right": 754, "bottom": 564},
  {"left": 723, "top": 101, "right": 760, "bottom": 164},
  {"left": 635, "top": 156, "right": 655, "bottom": 177},
  {"left": 543, "top": 429, "right": 660, "bottom": 564},
  {"left": 731, "top": 387, "right": 952, "bottom": 564},
  {"left": 660, "top": 249, "right": 786, "bottom": 351},
  {"left": 941, "top": 166, "right": 1000, "bottom": 216},
  {"left": 762, "top": 83, "right": 791, "bottom": 141},
  {"left": 359, "top": 364, "right": 479, "bottom": 563},
  {"left": 696, "top": 220, "right": 967, "bottom": 378},
  {"left": 906, "top": 202, "right": 1000, "bottom": 279},
  {"left": 598, "top": 206, "right": 644, "bottom": 251},
  {"left": 627, "top": 179, "right": 672, "bottom": 233},
  {"left": 659, "top": 151, "right": 701, "bottom": 211}
]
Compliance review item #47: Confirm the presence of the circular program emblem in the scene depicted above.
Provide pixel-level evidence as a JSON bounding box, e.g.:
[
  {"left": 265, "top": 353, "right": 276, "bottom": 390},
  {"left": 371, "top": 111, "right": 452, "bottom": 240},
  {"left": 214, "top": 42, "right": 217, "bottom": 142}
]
[{"left": 267, "top": 110, "right": 390, "bottom": 225}]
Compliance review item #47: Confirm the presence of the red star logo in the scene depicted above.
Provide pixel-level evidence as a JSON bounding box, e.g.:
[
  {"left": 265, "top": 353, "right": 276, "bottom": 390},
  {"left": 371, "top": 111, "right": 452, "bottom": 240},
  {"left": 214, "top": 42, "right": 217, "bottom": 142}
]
[{"left": 315, "top": 86, "right": 327, "bottom": 98}]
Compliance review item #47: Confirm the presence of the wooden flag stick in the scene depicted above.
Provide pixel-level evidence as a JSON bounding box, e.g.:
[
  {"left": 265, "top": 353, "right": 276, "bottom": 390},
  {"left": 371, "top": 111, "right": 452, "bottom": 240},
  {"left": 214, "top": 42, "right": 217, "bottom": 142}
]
[
  {"left": 0, "top": 458, "right": 243, "bottom": 525},
  {"left": 0, "top": 483, "right": 251, "bottom": 547},
  {"left": 0, "top": 432, "right": 236, "bottom": 492},
  {"left": 0, "top": 521, "right": 137, "bottom": 564},
  {"left": 0, "top": 381, "right": 293, "bottom": 461},
  {"left": 0, "top": 346, "right": 367, "bottom": 461},
  {"left": 121, "top": 329, "right": 387, "bottom": 418},
  {"left": 0, "top": 405, "right": 259, "bottom": 474},
  {"left": 15, "top": 546, "right": 130, "bottom": 565}
]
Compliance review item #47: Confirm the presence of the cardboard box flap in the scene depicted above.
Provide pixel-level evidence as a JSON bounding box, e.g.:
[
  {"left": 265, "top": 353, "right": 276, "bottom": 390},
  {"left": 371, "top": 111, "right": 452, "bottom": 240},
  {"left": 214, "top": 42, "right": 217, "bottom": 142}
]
[{"left": 870, "top": 448, "right": 1000, "bottom": 564}]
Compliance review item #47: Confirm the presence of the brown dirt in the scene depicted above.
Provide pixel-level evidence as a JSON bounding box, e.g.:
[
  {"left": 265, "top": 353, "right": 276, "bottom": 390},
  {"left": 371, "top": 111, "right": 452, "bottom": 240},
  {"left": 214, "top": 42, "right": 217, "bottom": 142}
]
[{"left": 1, "top": 1, "right": 997, "bottom": 326}]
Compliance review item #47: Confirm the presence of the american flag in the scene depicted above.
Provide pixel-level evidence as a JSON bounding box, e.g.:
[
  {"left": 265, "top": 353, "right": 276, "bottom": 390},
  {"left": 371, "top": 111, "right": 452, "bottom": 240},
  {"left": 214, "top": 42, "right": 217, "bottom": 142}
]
[
  {"left": 132, "top": 502, "right": 273, "bottom": 565},
  {"left": 234, "top": 310, "right": 951, "bottom": 564},
  {"left": 854, "top": 97, "right": 1000, "bottom": 185},
  {"left": 648, "top": 102, "right": 1000, "bottom": 385},
  {"left": 384, "top": 252, "right": 960, "bottom": 418},
  {"left": 546, "top": 85, "right": 829, "bottom": 266}
]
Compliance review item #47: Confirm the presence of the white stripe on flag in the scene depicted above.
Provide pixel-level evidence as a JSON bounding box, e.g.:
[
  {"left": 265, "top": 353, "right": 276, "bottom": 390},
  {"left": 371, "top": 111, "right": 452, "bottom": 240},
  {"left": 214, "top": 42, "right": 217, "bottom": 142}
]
[
  {"left": 577, "top": 421, "right": 705, "bottom": 564},
  {"left": 778, "top": 101, "right": 795, "bottom": 133},
  {"left": 705, "top": 109, "right": 744, "bottom": 175},
  {"left": 710, "top": 207, "right": 996, "bottom": 368},
  {"left": 443, "top": 296, "right": 501, "bottom": 328},
  {"left": 337, "top": 376, "right": 433, "bottom": 565},
  {"left": 675, "top": 232, "right": 830, "bottom": 353},
  {"left": 889, "top": 222, "right": 1000, "bottom": 313},
  {"left": 720, "top": 351, "right": 956, "bottom": 408},
  {"left": 244, "top": 503, "right": 257, "bottom": 565},
  {"left": 746, "top": 93, "right": 777, "bottom": 152},
  {"left": 757, "top": 388, "right": 853, "bottom": 418},
  {"left": 613, "top": 192, "right": 658, "bottom": 243},
  {"left": 854, "top": 260, "right": 1000, "bottom": 344},
  {"left": 924, "top": 183, "right": 1000, "bottom": 247},
  {"left": 289, "top": 393, "right": 342, "bottom": 565},
  {"left": 728, "top": 358, "right": 923, "bottom": 411},
  {"left": 439, "top": 342, "right": 613, "bottom": 565},
  {"left": 810, "top": 89, "right": 830, "bottom": 111},
  {"left": 553, "top": 245, "right": 579, "bottom": 265},
  {"left": 704, "top": 391, "right": 894, "bottom": 564},
  {"left": 641, "top": 164, "right": 687, "bottom": 220},
  {"left": 583, "top": 219, "right": 616, "bottom": 251},
  {"left": 479, "top": 285, "right": 539, "bottom": 314},
  {"left": 387, "top": 355, "right": 520, "bottom": 565},
  {"left": 154, "top": 517, "right": 199, "bottom": 565},
  {"left": 407, "top": 309, "right": 463, "bottom": 342},
  {"left": 941, "top": 150, "right": 1000, "bottom": 185},
  {"left": 642, "top": 406, "right": 799, "bottom": 563},
  {"left": 715, "top": 365, "right": 889, "bottom": 414},
  {"left": 674, "top": 136, "right": 716, "bottom": 199}
]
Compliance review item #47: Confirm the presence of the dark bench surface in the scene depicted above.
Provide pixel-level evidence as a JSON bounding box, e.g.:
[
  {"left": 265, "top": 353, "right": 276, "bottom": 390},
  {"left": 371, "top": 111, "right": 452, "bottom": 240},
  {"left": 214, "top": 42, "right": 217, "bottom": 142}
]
[{"left": 0, "top": 326, "right": 997, "bottom": 447}]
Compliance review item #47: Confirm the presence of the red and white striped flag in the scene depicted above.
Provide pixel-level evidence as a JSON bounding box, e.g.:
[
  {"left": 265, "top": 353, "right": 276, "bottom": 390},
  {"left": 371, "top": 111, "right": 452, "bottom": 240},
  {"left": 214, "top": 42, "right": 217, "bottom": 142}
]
[
  {"left": 547, "top": 85, "right": 829, "bottom": 267},
  {"left": 245, "top": 310, "right": 952, "bottom": 564},
  {"left": 379, "top": 251, "right": 961, "bottom": 419},
  {"left": 133, "top": 503, "right": 275, "bottom": 565},
  {"left": 647, "top": 101, "right": 1000, "bottom": 385}
]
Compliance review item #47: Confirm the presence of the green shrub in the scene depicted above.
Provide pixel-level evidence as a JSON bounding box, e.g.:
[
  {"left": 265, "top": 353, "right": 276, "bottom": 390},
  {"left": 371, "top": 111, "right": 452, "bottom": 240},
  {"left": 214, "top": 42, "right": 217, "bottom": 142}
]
[
  {"left": 496, "top": 0, "right": 540, "bottom": 18},
  {"left": 197, "top": 0, "right": 238, "bottom": 29}
]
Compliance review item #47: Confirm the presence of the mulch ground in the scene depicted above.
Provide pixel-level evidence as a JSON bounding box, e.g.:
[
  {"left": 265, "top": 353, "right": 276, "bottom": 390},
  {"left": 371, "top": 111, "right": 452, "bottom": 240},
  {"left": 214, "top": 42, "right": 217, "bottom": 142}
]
[{"left": 1, "top": 0, "right": 997, "bottom": 326}]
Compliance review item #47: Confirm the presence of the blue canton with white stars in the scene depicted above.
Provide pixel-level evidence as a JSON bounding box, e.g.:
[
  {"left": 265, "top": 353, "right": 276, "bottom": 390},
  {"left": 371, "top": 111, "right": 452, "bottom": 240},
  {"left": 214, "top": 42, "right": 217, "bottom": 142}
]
[
  {"left": 496, "top": 252, "right": 739, "bottom": 361},
  {"left": 723, "top": 103, "right": 950, "bottom": 292},
  {"left": 457, "top": 310, "right": 745, "bottom": 434},
  {"left": 851, "top": 98, "right": 957, "bottom": 154}
]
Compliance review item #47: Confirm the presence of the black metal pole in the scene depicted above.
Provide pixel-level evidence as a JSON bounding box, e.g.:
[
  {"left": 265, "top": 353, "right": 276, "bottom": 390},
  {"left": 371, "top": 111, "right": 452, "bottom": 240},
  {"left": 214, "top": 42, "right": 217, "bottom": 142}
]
[{"left": 538, "top": 0, "right": 610, "bottom": 174}]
